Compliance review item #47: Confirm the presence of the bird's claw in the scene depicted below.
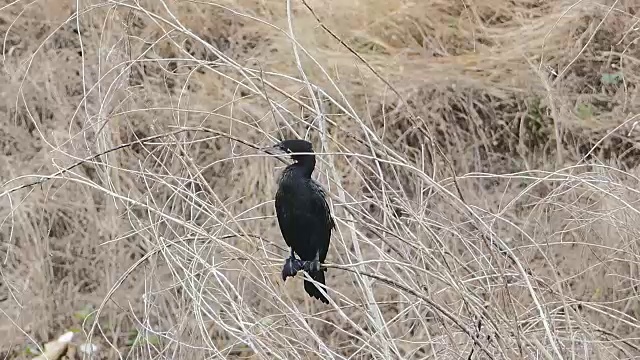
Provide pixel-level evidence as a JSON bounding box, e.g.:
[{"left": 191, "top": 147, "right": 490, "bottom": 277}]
[
  {"left": 282, "top": 257, "right": 303, "bottom": 281},
  {"left": 303, "top": 260, "right": 322, "bottom": 273}
]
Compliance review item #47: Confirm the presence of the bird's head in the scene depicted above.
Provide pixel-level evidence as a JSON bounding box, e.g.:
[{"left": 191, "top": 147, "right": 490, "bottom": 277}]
[{"left": 263, "top": 139, "right": 315, "bottom": 163}]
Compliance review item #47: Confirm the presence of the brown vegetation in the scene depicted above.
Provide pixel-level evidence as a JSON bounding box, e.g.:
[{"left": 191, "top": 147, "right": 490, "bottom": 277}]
[{"left": 1, "top": 0, "right": 639, "bottom": 358}]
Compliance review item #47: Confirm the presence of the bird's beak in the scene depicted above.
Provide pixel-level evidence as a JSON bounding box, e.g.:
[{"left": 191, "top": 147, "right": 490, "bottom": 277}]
[{"left": 260, "top": 144, "right": 286, "bottom": 156}]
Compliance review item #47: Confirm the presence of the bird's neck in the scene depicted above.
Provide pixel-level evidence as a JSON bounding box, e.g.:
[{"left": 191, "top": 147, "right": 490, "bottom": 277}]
[{"left": 290, "top": 156, "right": 315, "bottom": 178}]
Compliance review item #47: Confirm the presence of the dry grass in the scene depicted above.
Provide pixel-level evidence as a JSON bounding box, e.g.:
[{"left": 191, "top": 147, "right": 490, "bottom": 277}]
[{"left": 1, "top": 0, "right": 639, "bottom": 358}]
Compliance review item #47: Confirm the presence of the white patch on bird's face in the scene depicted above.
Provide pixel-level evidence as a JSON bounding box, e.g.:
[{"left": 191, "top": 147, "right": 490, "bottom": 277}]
[{"left": 278, "top": 144, "right": 292, "bottom": 154}]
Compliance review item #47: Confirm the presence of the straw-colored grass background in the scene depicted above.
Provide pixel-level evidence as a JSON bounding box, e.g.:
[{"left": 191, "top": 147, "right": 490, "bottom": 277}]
[{"left": 1, "top": 0, "right": 639, "bottom": 358}]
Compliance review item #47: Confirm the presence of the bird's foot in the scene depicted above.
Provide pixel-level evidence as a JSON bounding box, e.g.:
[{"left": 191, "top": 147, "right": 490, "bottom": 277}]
[
  {"left": 303, "top": 259, "right": 322, "bottom": 273},
  {"left": 282, "top": 257, "right": 304, "bottom": 281}
]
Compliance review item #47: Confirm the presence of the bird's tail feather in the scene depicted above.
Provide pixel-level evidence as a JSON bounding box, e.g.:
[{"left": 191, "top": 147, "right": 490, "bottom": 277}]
[{"left": 304, "top": 271, "right": 329, "bottom": 304}]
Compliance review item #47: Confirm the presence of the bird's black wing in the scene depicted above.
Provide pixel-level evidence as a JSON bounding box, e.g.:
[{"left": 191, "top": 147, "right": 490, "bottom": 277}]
[
  {"left": 311, "top": 179, "right": 335, "bottom": 229},
  {"left": 308, "top": 179, "right": 334, "bottom": 262},
  {"left": 275, "top": 185, "right": 296, "bottom": 249}
]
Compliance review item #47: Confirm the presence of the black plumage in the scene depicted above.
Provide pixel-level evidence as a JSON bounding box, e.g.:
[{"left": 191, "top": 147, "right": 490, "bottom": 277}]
[{"left": 267, "top": 139, "right": 335, "bottom": 304}]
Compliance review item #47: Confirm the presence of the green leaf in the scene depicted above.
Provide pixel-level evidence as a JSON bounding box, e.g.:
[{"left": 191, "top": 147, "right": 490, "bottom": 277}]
[
  {"left": 126, "top": 330, "right": 140, "bottom": 346},
  {"left": 601, "top": 72, "right": 622, "bottom": 85},
  {"left": 24, "top": 344, "right": 40, "bottom": 355},
  {"left": 577, "top": 103, "right": 593, "bottom": 120},
  {"left": 74, "top": 305, "right": 94, "bottom": 321},
  {"left": 146, "top": 334, "right": 160, "bottom": 346}
]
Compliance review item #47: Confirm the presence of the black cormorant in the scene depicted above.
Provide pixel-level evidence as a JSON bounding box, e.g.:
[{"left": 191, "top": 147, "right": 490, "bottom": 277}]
[{"left": 265, "top": 139, "right": 334, "bottom": 304}]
